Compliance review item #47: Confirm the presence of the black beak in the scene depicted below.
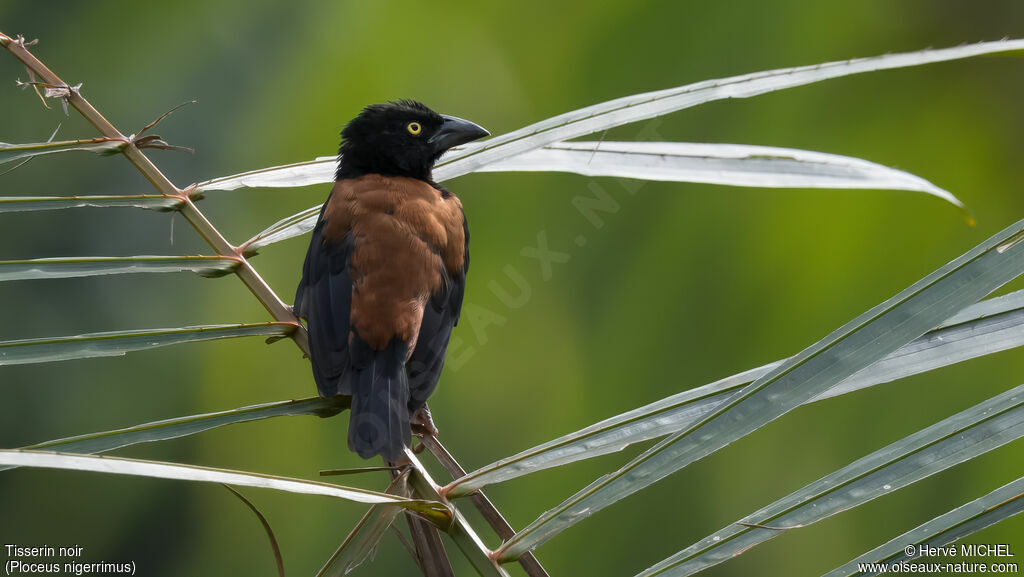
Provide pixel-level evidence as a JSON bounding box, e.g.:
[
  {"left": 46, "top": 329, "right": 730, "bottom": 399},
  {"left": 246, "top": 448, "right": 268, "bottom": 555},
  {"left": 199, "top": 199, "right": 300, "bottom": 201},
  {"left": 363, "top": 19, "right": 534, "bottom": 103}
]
[{"left": 429, "top": 114, "right": 489, "bottom": 155}]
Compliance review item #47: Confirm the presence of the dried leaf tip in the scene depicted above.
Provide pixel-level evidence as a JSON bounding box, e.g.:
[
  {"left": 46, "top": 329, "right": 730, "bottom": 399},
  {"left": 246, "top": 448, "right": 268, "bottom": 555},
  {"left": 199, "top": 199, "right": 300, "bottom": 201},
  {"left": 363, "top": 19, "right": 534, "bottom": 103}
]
[
  {"left": 0, "top": 33, "right": 32, "bottom": 48},
  {"left": 138, "top": 100, "right": 198, "bottom": 138},
  {"left": 953, "top": 204, "right": 976, "bottom": 228},
  {"left": 15, "top": 79, "right": 80, "bottom": 115},
  {"left": 131, "top": 134, "right": 194, "bottom": 154}
]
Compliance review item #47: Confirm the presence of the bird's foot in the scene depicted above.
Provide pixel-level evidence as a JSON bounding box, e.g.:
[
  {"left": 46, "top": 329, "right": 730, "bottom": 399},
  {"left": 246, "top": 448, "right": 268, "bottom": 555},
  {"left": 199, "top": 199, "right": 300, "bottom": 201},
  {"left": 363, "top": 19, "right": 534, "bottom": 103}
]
[{"left": 410, "top": 405, "right": 439, "bottom": 438}]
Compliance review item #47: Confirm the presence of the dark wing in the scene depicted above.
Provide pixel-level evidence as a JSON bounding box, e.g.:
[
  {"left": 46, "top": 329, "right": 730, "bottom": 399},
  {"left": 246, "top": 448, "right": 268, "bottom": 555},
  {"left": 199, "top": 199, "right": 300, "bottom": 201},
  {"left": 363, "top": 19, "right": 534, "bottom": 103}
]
[
  {"left": 406, "top": 212, "right": 469, "bottom": 411},
  {"left": 294, "top": 207, "right": 354, "bottom": 397}
]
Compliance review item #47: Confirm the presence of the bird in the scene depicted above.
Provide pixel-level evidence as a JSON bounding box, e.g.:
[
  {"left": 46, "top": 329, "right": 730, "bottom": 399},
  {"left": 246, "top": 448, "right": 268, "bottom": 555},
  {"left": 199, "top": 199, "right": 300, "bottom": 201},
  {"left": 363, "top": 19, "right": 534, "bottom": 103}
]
[{"left": 294, "top": 100, "right": 488, "bottom": 462}]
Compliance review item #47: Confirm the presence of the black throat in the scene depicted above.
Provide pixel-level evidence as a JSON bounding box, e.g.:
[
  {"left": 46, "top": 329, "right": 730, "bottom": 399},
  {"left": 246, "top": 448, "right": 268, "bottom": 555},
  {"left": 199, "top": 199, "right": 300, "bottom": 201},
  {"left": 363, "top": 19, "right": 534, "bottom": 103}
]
[{"left": 335, "top": 146, "right": 436, "bottom": 182}]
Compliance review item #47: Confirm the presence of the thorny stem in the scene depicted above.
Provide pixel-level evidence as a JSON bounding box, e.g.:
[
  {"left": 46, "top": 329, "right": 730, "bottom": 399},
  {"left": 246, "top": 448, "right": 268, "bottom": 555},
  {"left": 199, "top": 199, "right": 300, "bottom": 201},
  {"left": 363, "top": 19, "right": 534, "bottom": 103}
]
[
  {"left": 0, "top": 33, "right": 308, "bottom": 353},
  {"left": 2, "top": 30, "right": 530, "bottom": 575}
]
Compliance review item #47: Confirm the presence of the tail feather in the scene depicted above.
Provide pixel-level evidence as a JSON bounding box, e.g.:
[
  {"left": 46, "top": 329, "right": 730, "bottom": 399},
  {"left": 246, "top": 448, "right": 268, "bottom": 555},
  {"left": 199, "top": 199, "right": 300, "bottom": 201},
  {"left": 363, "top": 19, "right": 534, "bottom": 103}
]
[{"left": 348, "top": 337, "right": 411, "bottom": 462}]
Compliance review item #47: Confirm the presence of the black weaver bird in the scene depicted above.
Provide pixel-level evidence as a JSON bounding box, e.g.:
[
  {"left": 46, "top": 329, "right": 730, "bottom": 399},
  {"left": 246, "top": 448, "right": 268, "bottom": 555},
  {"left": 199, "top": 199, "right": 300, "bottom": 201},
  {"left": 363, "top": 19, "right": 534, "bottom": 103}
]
[{"left": 294, "top": 100, "right": 488, "bottom": 462}]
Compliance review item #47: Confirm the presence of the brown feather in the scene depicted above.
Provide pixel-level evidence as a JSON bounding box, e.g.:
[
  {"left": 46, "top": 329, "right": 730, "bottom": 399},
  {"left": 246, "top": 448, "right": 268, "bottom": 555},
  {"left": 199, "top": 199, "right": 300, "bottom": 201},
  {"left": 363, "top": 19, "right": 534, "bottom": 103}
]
[{"left": 323, "top": 175, "right": 465, "bottom": 352}]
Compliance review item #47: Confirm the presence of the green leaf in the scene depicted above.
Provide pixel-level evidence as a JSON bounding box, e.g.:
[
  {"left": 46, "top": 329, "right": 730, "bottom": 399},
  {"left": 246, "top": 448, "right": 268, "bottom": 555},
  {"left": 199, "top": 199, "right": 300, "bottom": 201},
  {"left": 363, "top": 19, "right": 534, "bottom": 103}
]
[
  {"left": 476, "top": 142, "right": 966, "bottom": 211},
  {"left": 635, "top": 383, "right": 1024, "bottom": 577},
  {"left": 196, "top": 156, "right": 335, "bottom": 191},
  {"left": 238, "top": 40, "right": 1024, "bottom": 250},
  {"left": 237, "top": 139, "right": 971, "bottom": 254},
  {"left": 0, "top": 396, "right": 348, "bottom": 473},
  {"left": 0, "top": 323, "right": 295, "bottom": 366},
  {"left": 0, "top": 195, "right": 182, "bottom": 213},
  {"left": 819, "top": 288, "right": 1024, "bottom": 399},
  {"left": 447, "top": 288, "right": 1024, "bottom": 497},
  {"left": 823, "top": 476, "right": 1024, "bottom": 577},
  {"left": 494, "top": 218, "right": 1024, "bottom": 562},
  {"left": 316, "top": 471, "right": 409, "bottom": 577},
  {"left": 241, "top": 204, "right": 321, "bottom": 257},
  {"left": 0, "top": 137, "right": 126, "bottom": 165},
  {"left": 199, "top": 138, "right": 966, "bottom": 210},
  {"left": 0, "top": 256, "right": 239, "bottom": 281},
  {"left": 0, "top": 450, "right": 451, "bottom": 523},
  {"left": 436, "top": 40, "right": 1024, "bottom": 180},
  {"left": 0, "top": 125, "right": 60, "bottom": 176}
]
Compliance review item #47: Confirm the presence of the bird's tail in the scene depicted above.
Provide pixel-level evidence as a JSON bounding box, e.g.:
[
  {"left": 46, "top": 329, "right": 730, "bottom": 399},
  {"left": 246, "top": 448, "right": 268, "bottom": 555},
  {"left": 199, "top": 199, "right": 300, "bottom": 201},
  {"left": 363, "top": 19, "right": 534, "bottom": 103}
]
[{"left": 348, "top": 337, "right": 411, "bottom": 462}]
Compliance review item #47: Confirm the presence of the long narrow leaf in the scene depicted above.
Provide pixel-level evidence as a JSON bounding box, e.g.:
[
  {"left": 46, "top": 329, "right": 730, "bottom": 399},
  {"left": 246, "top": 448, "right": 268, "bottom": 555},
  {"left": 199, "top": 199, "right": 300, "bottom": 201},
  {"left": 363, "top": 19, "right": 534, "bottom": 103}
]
[
  {"left": 477, "top": 142, "right": 964, "bottom": 209},
  {"left": 0, "top": 137, "right": 126, "bottom": 165},
  {"left": 0, "top": 195, "right": 182, "bottom": 213},
  {"left": 0, "top": 125, "right": 60, "bottom": 176},
  {"left": 199, "top": 137, "right": 965, "bottom": 210},
  {"left": 0, "top": 323, "right": 295, "bottom": 366},
  {"left": 241, "top": 204, "right": 321, "bottom": 257},
  {"left": 317, "top": 472, "right": 409, "bottom": 577},
  {"left": 0, "top": 256, "right": 239, "bottom": 281},
  {"left": 240, "top": 133, "right": 970, "bottom": 252},
  {"left": 636, "top": 383, "right": 1024, "bottom": 577},
  {"left": 823, "top": 476, "right": 1024, "bottom": 577},
  {"left": 495, "top": 218, "right": 1024, "bottom": 561},
  {"left": 819, "top": 289, "right": 1024, "bottom": 399},
  {"left": 447, "top": 289, "right": 1024, "bottom": 497},
  {"left": 222, "top": 41, "right": 1024, "bottom": 196},
  {"left": 0, "top": 396, "right": 348, "bottom": 473},
  {"left": 236, "top": 141, "right": 963, "bottom": 255},
  {"left": 196, "top": 156, "right": 335, "bottom": 192},
  {"left": 0, "top": 450, "right": 450, "bottom": 523},
  {"left": 237, "top": 40, "right": 1024, "bottom": 251},
  {"left": 436, "top": 40, "right": 1024, "bottom": 180}
]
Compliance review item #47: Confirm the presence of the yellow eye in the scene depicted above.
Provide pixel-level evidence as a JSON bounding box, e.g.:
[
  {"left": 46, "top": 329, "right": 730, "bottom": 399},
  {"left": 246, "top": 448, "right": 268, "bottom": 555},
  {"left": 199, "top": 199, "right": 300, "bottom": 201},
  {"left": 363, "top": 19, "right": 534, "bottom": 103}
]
[{"left": 406, "top": 122, "right": 422, "bottom": 135}]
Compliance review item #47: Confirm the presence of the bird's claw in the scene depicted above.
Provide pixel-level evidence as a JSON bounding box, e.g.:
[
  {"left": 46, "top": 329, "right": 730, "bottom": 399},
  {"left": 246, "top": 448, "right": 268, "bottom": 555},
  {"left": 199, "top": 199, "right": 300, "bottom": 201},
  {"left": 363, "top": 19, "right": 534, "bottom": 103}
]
[{"left": 410, "top": 405, "right": 439, "bottom": 438}]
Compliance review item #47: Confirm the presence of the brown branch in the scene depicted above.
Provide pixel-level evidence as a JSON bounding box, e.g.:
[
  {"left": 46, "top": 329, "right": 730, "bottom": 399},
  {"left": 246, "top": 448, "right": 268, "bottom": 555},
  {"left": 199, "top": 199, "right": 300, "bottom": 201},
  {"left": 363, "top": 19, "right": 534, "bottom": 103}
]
[
  {"left": 421, "top": 436, "right": 550, "bottom": 577},
  {"left": 406, "top": 514, "right": 456, "bottom": 577},
  {"left": 388, "top": 467, "right": 456, "bottom": 577},
  {"left": 1, "top": 33, "right": 309, "bottom": 355}
]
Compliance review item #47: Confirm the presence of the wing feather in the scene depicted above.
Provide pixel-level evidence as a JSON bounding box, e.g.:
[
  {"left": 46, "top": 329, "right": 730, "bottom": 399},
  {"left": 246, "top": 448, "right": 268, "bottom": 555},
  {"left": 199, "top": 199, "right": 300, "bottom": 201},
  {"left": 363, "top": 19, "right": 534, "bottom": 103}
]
[
  {"left": 294, "top": 208, "right": 354, "bottom": 397},
  {"left": 407, "top": 211, "right": 468, "bottom": 408}
]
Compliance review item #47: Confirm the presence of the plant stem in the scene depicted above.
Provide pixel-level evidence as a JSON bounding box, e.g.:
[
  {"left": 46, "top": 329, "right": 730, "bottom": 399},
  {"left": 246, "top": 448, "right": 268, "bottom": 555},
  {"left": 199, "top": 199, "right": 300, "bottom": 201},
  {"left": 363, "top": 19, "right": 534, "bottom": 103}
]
[
  {"left": 422, "top": 436, "right": 550, "bottom": 577},
  {"left": 1, "top": 33, "right": 309, "bottom": 354},
  {"left": 406, "top": 513, "right": 456, "bottom": 577},
  {"left": 405, "top": 451, "right": 510, "bottom": 577}
]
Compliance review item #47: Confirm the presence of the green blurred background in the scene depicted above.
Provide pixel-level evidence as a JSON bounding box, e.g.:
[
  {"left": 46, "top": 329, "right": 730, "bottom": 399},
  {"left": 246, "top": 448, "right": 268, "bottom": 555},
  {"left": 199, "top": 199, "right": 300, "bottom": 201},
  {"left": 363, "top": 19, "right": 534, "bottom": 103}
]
[{"left": 3, "top": 1, "right": 1024, "bottom": 575}]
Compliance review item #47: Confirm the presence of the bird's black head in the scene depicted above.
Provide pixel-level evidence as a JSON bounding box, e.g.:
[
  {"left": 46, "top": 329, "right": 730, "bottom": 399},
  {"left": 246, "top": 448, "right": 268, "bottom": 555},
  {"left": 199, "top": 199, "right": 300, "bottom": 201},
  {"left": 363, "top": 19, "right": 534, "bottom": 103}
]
[{"left": 336, "top": 100, "right": 489, "bottom": 182}]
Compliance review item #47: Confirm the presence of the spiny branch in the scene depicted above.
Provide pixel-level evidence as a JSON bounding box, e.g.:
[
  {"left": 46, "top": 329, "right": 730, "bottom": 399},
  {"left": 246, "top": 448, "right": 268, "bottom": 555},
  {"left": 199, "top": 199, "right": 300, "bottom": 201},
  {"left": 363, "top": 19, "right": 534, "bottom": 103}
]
[{"left": 1, "top": 32, "right": 309, "bottom": 354}]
